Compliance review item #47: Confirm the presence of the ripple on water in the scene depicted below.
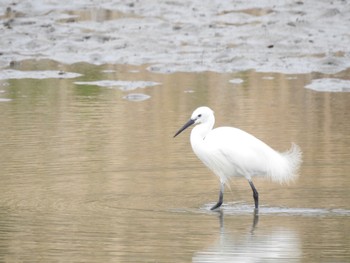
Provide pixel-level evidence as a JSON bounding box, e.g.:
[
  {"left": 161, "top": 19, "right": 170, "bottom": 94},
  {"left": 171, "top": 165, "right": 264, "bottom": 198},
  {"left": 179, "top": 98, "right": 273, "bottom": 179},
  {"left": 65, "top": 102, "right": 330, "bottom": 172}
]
[{"left": 195, "top": 202, "right": 350, "bottom": 217}]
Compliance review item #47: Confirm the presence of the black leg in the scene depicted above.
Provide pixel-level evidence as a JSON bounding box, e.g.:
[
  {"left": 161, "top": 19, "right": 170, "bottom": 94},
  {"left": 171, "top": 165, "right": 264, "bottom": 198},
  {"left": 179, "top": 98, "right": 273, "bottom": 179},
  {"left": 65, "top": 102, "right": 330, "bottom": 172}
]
[
  {"left": 248, "top": 180, "right": 259, "bottom": 209},
  {"left": 211, "top": 182, "right": 224, "bottom": 210}
]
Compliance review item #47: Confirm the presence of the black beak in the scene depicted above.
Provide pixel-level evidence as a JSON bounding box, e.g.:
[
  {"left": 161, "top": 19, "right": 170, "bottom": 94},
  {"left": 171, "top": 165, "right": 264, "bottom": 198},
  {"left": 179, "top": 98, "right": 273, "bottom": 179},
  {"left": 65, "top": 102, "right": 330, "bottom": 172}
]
[{"left": 174, "top": 119, "right": 195, "bottom": 138}]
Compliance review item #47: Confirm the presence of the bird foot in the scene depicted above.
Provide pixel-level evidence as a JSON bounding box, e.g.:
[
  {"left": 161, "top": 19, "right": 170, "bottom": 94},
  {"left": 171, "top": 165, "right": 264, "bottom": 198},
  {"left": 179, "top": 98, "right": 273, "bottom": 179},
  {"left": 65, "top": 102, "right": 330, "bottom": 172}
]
[{"left": 210, "top": 200, "right": 223, "bottom": 210}]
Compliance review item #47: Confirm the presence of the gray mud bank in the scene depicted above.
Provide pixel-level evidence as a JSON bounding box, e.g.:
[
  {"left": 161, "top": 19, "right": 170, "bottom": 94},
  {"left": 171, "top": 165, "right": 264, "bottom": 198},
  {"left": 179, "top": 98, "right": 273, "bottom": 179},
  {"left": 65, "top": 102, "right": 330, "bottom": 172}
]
[{"left": 0, "top": 0, "right": 350, "bottom": 75}]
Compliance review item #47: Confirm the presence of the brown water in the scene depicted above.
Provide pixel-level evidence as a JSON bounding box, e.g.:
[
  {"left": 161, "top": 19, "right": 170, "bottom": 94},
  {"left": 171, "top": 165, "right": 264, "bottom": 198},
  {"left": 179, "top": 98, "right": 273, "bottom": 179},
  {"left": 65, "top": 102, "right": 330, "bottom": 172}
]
[{"left": 0, "top": 61, "right": 349, "bottom": 262}]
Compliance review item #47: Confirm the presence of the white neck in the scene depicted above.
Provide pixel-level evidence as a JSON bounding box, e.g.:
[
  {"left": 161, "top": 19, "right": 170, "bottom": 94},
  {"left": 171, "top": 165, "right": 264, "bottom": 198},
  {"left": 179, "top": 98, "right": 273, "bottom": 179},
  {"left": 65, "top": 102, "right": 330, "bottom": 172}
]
[{"left": 190, "top": 115, "right": 215, "bottom": 142}]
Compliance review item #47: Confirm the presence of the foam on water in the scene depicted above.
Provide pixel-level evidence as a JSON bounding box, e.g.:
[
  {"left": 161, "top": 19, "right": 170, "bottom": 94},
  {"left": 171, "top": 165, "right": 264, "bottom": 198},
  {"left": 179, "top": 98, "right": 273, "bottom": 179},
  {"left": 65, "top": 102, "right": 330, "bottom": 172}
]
[
  {"left": 74, "top": 80, "right": 160, "bottom": 91},
  {"left": 305, "top": 78, "right": 350, "bottom": 92},
  {"left": 229, "top": 78, "right": 244, "bottom": 84},
  {"left": 0, "top": 70, "right": 82, "bottom": 80},
  {"left": 123, "top": 93, "right": 150, "bottom": 101}
]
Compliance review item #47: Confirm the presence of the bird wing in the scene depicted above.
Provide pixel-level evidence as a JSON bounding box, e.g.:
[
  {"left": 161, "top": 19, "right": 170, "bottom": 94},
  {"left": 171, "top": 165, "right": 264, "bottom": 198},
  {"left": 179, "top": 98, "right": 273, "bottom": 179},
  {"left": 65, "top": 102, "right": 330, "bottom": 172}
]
[{"left": 203, "top": 127, "right": 274, "bottom": 179}]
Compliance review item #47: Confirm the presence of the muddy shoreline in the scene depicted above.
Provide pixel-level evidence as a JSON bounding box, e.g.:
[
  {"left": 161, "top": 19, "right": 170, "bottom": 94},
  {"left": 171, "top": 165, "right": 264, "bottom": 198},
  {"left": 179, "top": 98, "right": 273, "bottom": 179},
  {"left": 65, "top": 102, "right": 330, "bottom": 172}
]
[{"left": 0, "top": 0, "right": 349, "bottom": 75}]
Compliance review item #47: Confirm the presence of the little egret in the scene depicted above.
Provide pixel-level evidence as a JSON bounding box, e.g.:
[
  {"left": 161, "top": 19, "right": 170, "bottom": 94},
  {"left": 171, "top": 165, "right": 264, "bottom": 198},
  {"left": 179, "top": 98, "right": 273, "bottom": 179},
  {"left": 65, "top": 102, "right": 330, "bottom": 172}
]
[{"left": 174, "top": 106, "right": 302, "bottom": 210}]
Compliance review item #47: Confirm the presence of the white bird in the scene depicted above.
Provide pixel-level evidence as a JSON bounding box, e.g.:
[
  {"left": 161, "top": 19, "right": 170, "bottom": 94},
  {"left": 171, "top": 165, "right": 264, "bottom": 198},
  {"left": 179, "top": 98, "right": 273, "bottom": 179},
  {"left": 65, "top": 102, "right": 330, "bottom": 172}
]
[{"left": 174, "top": 106, "right": 302, "bottom": 210}]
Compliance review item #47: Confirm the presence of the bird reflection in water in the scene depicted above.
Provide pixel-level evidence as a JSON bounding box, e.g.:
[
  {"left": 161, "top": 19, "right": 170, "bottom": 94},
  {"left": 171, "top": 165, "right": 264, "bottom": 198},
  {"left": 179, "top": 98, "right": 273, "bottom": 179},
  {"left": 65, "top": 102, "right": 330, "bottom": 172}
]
[{"left": 192, "top": 210, "right": 301, "bottom": 263}]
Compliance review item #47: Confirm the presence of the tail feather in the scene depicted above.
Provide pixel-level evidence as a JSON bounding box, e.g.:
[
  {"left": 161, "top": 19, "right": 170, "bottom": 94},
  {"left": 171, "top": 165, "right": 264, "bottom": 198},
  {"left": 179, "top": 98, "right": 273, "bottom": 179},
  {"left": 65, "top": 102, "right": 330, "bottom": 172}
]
[{"left": 269, "top": 143, "right": 302, "bottom": 184}]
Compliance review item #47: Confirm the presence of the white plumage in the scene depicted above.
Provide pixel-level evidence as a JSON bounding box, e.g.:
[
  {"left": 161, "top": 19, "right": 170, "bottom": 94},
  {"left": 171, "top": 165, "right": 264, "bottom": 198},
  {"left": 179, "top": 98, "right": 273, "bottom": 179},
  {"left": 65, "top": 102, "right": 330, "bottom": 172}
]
[{"left": 174, "top": 106, "right": 302, "bottom": 210}]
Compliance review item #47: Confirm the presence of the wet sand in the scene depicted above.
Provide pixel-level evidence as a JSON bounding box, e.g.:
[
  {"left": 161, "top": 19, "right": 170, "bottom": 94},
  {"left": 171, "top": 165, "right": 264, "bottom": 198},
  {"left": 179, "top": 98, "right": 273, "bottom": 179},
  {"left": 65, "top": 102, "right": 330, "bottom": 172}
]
[{"left": 1, "top": 0, "right": 349, "bottom": 76}]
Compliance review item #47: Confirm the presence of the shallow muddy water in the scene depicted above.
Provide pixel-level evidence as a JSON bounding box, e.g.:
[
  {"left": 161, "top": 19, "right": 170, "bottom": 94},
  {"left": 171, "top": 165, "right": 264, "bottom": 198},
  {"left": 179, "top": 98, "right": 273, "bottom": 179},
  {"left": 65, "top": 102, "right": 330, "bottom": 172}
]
[{"left": 0, "top": 61, "right": 349, "bottom": 262}]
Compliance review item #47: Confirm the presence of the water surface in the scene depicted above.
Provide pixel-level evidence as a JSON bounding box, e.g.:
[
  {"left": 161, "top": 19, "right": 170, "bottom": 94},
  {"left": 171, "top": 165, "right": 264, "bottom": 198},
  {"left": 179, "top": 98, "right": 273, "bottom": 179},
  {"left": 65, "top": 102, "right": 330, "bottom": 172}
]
[{"left": 0, "top": 61, "right": 349, "bottom": 262}]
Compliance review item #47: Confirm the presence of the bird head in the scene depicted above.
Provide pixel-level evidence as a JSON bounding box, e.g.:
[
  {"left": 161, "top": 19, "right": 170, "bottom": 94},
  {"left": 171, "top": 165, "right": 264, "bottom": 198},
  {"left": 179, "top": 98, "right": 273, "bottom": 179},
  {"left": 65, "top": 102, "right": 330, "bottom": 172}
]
[{"left": 174, "top": 106, "right": 214, "bottom": 137}]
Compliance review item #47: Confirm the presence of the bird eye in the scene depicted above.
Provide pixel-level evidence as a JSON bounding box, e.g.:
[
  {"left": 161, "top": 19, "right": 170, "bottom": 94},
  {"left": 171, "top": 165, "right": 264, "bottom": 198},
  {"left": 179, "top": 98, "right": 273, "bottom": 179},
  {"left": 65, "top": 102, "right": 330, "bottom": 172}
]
[{"left": 198, "top": 114, "right": 202, "bottom": 118}]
